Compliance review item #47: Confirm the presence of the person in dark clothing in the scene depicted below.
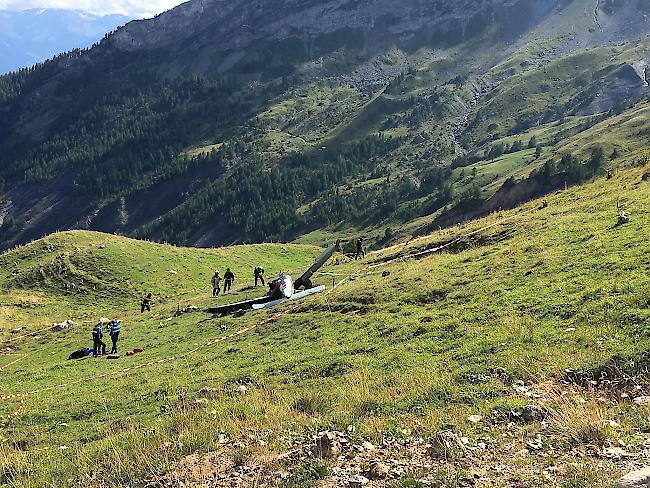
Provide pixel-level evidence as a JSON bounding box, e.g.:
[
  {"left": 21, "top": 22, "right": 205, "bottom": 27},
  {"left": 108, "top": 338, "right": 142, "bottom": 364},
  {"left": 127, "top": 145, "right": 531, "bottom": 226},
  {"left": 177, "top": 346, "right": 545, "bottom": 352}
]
[
  {"left": 141, "top": 293, "right": 152, "bottom": 313},
  {"left": 254, "top": 266, "right": 265, "bottom": 287},
  {"left": 224, "top": 268, "right": 235, "bottom": 293},
  {"left": 92, "top": 323, "right": 106, "bottom": 357},
  {"left": 355, "top": 237, "right": 365, "bottom": 260},
  {"left": 109, "top": 320, "right": 121, "bottom": 354},
  {"left": 211, "top": 271, "right": 222, "bottom": 297}
]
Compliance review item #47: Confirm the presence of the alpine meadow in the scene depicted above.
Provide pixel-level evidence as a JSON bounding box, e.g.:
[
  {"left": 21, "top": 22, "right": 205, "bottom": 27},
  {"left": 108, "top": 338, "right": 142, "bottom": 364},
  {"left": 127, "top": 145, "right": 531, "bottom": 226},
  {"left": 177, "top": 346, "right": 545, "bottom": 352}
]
[{"left": 0, "top": 0, "right": 649, "bottom": 487}]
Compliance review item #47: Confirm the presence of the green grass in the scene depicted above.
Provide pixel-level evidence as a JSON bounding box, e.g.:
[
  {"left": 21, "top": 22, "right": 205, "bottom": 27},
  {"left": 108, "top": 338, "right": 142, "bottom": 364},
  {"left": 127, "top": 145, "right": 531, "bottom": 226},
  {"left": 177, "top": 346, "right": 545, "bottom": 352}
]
[{"left": 0, "top": 163, "right": 649, "bottom": 486}]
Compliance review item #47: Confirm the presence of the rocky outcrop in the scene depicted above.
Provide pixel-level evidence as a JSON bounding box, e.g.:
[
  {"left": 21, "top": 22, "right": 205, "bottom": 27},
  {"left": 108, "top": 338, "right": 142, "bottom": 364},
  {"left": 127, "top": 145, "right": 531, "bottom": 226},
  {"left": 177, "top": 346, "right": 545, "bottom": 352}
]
[
  {"left": 617, "top": 467, "right": 650, "bottom": 488},
  {"left": 104, "top": 0, "right": 567, "bottom": 77}
]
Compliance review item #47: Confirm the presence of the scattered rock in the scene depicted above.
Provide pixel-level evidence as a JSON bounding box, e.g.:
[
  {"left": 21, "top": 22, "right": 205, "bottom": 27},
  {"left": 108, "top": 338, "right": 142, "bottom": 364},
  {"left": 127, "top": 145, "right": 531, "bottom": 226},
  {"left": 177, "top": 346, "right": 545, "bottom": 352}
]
[
  {"left": 361, "top": 441, "right": 375, "bottom": 451},
  {"left": 348, "top": 474, "right": 369, "bottom": 487},
  {"left": 516, "top": 405, "right": 546, "bottom": 423},
  {"left": 194, "top": 398, "right": 209, "bottom": 405},
  {"left": 427, "top": 431, "right": 465, "bottom": 459},
  {"left": 367, "top": 461, "right": 390, "bottom": 480},
  {"left": 603, "top": 446, "right": 632, "bottom": 459},
  {"left": 468, "top": 414, "right": 482, "bottom": 424},
  {"left": 235, "top": 385, "right": 248, "bottom": 395},
  {"left": 51, "top": 320, "right": 74, "bottom": 332},
  {"left": 175, "top": 306, "right": 199, "bottom": 317},
  {"left": 198, "top": 386, "right": 218, "bottom": 397},
  {"left": 633, "top": 396, "right": 650, "bottom": 406},
  {"left": 617, "top": 467, "right": 650, "bottom": 487},
  {"left": 315, "top": 432, "right": 342, "bottom": 458}
]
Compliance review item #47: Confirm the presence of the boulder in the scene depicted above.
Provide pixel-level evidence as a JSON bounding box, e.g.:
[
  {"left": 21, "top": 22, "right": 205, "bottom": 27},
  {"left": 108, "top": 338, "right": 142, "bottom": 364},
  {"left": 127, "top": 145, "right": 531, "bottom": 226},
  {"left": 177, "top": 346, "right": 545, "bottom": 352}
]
[
  {"left": 427, "top": 430, "right": 465, "bottom": 460},
  {"left": 617, "top": 467, "right": 650, "bottom": 487},
  {"left": 52, "top": 320, "right": 74, "bottom": 332},
  {"left": 367, "top": 461, "right": 390, "bottom": 480},
  {"left": 348, "top": 474, "right": 369, "bottom": 487},
  {"left": 513, "top": 405, "right": 546, "bottom": 422},
  {"left": 633, "top": 396, "right": 650, "bottom": 406},
  {"left": 198, "top": 386, "right": 218, "bottom": 397},
  {"left": 314, "top": 432, "right": 341, "bottom": 458}
]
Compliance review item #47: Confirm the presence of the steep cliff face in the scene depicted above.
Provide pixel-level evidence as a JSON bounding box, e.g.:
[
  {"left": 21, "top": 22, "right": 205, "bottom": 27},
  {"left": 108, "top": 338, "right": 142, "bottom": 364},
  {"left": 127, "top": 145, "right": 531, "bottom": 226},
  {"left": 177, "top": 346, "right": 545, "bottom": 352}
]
[{"left": 107, "top": 0, "right": 566, "bottom": 76}]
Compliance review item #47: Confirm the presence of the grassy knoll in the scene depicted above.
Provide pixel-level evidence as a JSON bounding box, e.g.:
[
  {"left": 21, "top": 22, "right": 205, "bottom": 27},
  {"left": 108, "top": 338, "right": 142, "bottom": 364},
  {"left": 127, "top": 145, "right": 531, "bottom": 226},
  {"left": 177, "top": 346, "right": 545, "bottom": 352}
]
[{"left": 1, "top": 163, "right": 649, "bottom": 486}]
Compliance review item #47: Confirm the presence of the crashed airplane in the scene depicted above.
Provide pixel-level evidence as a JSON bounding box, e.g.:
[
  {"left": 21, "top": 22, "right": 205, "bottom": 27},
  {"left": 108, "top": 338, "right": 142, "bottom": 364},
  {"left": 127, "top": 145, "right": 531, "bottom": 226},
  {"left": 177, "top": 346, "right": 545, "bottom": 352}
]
[{"left": 206, "top": 240, "right": 341, "bottom": 316}]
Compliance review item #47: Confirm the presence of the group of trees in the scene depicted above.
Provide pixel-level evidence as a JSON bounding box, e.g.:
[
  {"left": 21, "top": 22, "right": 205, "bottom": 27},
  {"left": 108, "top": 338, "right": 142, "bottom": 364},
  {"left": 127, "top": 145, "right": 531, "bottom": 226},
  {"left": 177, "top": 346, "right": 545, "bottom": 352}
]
[
  {"left": 143, "top": 135, "right": 404, "bottom": 243},
  {"left": 0, "top": 76, "right": 261, "bottom": 200}
]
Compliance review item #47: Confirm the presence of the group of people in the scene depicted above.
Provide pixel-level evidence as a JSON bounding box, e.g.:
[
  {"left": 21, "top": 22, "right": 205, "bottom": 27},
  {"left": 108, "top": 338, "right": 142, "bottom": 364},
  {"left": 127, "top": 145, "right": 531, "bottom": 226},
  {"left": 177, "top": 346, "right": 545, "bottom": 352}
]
[
  {"left": 211, "top": 268, "right": 237, "bottom": 296},
  {"left": 91, "top": 319, "right": 122, "bottom": 357},
  {"left": 211, "top": 266, "right": 265, "bottom": 296}
]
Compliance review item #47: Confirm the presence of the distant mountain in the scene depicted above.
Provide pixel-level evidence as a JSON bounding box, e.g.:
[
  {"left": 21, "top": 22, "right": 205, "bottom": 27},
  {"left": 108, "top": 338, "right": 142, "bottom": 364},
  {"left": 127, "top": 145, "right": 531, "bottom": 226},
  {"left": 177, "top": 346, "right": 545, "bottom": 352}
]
[
  {"left": 0, "top": 8, "right": 130, "bottom": 74},
  {"left": 0, "top": 0, "right": 648, "bottom": 251}
]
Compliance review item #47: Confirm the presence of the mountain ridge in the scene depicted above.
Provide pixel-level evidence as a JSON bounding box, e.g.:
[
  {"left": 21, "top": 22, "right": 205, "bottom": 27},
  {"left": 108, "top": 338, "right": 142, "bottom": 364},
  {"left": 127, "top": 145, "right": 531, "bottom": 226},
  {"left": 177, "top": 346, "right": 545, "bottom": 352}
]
[
  {"left": 0, "top": 8, "right": 130, "bottom": 75},
  {"left": 0, "top": 0, "right": 648, "bottom": 251}
]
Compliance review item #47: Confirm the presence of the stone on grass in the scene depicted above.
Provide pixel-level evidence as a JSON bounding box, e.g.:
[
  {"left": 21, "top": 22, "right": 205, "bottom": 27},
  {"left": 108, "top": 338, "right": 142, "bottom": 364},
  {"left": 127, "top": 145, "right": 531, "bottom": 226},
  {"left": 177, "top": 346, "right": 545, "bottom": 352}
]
[
  {"left": 468, "top": 414, "right": 482, "bottom": 423},
  {"left": 617, "top": 467, "right": 650, "bottom": 488},
  {"left": 633, "top": 396, "right": 650, "bottom": 406},
  {"left": 348, "top": 474, "right": 369, "bottom": 487},
  {"left": 315, "top": 432, "right": 341, "bottom": 458},
  {"left": 367, "top": 461, "right": 390, "bottom": 480},
  {"left": 198, "top": 386, "right": 218, "bottom": 397},
  {"left": 427, "top": 431, "right": 465, "bottom": 460},
  {"left": 361, "top": 441, "right": 375, "bottom": 451}
]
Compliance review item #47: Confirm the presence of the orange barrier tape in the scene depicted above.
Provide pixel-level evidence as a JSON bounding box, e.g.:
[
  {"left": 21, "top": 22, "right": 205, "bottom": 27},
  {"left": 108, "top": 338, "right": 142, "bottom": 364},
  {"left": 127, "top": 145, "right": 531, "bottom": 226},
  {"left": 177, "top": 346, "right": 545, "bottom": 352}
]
[
  {"left": 0, "top": 310, "right": 292, "bottom": 403},
  {"left": 4, "top": 399, "right": 24, "bottom": 419},
  {"left": 0, "top": 354, "right": 26, "bottom": 372},
  {"left": 0, "top": 323, "right": 74, "bottom": 344},
  {"left": 0, "top": 210, "right": 530, "bottom": 414},
  {"left": 0, "top": 288, "right": 202, "bottom": 345}
]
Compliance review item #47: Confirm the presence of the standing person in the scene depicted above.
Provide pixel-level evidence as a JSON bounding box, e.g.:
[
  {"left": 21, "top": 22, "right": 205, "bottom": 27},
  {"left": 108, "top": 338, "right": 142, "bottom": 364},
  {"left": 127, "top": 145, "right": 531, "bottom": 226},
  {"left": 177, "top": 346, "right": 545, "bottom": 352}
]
[
  {"left": 224, "top": 268, "right": 235, "bottom": 293},
  {"left": 355, "top": 237, "right": 365, "bottom": 260},
  {"left": 108, "top": 320, "right": 121, "bottom": 355},
  {"left": 92, "top": 322, "right": 106, "bottom": 357},
  {"left": 141, "top": 293, "right": 152, "bottom": 313},
  {"left": 211, "top": 271, "right": 222, "bottom": 297},
  {"left": 254, "top": 266, "right": 265, "bottom": 287}
]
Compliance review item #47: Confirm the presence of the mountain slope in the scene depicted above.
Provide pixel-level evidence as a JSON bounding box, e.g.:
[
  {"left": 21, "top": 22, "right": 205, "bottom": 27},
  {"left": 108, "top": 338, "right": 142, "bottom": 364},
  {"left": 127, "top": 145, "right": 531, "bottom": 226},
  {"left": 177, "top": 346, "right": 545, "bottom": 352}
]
[
  {"left": 0, "top": 9, "right": 130, "bottom": 74},
  {"left": 1, "top": 162, "right": 648, "bottom": 486},
  {"left": 0, "top": 0, "right": 648, "bottom": 250}
]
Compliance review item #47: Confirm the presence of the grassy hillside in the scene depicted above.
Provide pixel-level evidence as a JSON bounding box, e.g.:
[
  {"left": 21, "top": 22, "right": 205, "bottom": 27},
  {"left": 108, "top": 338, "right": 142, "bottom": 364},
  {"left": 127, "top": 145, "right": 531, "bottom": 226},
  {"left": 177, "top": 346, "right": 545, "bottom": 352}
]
[
  {"left": 1, "top": 161, "right": 648, "bottom": 487},
  {"left": 0, "top": 232, "right": 320, "bottom": 343}
]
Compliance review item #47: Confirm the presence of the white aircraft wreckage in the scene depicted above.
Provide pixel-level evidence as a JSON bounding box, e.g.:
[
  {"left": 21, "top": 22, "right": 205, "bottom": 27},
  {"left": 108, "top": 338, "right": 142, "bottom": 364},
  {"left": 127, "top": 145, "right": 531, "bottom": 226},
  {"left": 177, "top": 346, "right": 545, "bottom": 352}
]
[{"left": 206, "top": 240, "right": 341, "bottom": 316}]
